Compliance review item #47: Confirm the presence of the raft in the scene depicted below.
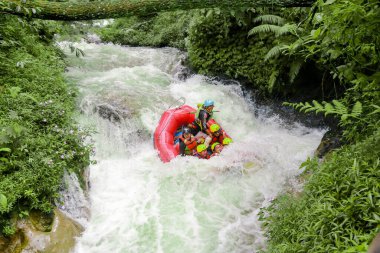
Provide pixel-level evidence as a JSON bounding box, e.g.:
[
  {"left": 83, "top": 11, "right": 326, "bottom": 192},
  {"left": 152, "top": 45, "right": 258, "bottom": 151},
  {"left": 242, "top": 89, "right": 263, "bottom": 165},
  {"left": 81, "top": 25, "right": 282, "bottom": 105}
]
[{"left": 154, "top": 105, "right": 225, "bottom": 163}]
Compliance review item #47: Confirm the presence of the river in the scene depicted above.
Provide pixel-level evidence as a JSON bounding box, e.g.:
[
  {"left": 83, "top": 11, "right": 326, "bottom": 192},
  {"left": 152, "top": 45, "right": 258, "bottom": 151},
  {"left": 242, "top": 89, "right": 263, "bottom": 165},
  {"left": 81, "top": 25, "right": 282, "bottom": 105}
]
[{"left": 60, "top": 41, "right": 324, "bottom": 253}]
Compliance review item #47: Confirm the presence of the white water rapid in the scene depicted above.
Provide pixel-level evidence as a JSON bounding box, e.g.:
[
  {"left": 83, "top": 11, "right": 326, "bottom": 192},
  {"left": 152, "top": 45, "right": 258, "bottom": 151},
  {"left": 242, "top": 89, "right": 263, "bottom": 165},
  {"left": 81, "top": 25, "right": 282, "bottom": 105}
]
[{"left": 60, "top": 41, "right": 324, "bottom": 253}]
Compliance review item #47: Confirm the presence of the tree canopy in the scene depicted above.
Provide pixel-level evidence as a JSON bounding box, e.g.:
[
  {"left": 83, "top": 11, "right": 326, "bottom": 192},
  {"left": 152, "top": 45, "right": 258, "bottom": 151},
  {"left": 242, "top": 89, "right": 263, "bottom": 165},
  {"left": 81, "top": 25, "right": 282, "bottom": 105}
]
[{"left": 2, "top": 0, "right": 314, "bottom": 21}]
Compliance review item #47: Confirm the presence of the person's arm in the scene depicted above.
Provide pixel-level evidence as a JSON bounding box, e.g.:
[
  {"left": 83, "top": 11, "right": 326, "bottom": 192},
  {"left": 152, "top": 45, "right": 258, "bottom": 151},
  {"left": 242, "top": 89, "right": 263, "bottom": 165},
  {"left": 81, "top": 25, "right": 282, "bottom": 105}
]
[{"left": 199, "top": 111, "right": 207, "bottom": 130}]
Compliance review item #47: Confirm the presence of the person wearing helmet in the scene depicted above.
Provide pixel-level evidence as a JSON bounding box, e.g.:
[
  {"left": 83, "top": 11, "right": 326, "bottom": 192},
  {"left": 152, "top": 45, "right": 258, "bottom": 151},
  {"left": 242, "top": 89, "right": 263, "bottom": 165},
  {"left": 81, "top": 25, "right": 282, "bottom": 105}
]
[
  {"left": 194, "top": 144, "right": 210, "bottom": 159},
  {"left": 179, "top": 127, "right": 198, "bottom": 156},
  {"left": 209, "top": 123, "right": 227, "bottom": 145},
  {"left": 189, "top": 99, "right": 215, "bottom": 137},
  {"left": 222, "top": 137, "right": 233, "bottom": 145},
  {"left": 210, "top": 142, "right": 223, "bottom": 157}
]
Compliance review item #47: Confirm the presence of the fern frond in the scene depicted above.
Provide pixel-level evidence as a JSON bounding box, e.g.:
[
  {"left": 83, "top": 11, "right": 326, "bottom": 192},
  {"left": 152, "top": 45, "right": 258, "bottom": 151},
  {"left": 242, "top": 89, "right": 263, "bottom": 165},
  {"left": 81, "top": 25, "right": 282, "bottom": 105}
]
[
  {"left": 340, "top": 114, "right": 348, "bottom": 121},
  {"left": 332, "top": 100, "right": 347, "bottom": 115},
  {"left": 277, "top": 24, "right": 298, "bottom": 37},
  {"left": 284, "top": 99, "right": 363, "bottom": 125},
  {"left": 299, "top": 102, "right": 313, "bottom": 112},
  {"left": 312, "top": 100, "right": 324, "bottom": 113},
  {"left": 248, "top": 24, "right": 282, "bottom": 37},
  {"left": 351, "top": 101, "right": 362, "bottom": 117},
  {"left": 253, "top": 15, "right": 285, "bottom": 25},
  {"left": 324, "top": 102, "right": 336, "bottom": 116},
  {"left": 288, "top": 38, "right": 305, "bottom": 54},
  {"left": 289, "top": 60, "right": 303, "bottom": 83},
  {"left": 264, "top": 45, "right": 287, "bottom": 61},
  {"left": 268, "top": 70, "right": 279, "bottom": 92},
  {"left": 295, "top": 102, "right": 305, "bottom": 110}
]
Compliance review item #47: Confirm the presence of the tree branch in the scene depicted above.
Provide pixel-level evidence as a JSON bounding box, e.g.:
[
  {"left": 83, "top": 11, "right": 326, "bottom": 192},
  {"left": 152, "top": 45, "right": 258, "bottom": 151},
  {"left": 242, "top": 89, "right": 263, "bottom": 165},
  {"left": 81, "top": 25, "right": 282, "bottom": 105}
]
[{"left": 2, "top": 0, "right": 314, "bottom": 21}]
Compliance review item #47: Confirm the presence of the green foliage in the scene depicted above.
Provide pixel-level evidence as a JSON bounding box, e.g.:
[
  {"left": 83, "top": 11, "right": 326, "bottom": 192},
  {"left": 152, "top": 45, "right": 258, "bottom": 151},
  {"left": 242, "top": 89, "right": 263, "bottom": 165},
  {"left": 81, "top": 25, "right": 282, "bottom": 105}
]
[
  {"left": 284, "top": 97, "right": 379, "bottom": 141},
  {"left": 0, "top": 0, "right": 41, "bottom": 18},
  {"left": 0, "top": 194, "right": 7, "bottom": 212},
  {"left": 186, "top": 9, "right": 314, "bottom": 94},
  {"left": 0, "top": 14, "right": 91, "bottom": 235},
  {"left": 284, "top": 100, "right": 362, "bottom": 120},
  {"left": 261, "top": 132, "right": 380, "bottom": 252},
  {"left": 264, "top": 45, "right": 286, "bottom": 61},
  {"left": 248, "top": 23, "right": 299, "bottom": 37},
  {"left": 186, "top": 8, "right": 284, "bottom": 93},
  {"left": 253, "top": 14, "right": 285, "bottom": 25},
  {"left": 99, "top": 11, "right": 193, "bottom": 49}
]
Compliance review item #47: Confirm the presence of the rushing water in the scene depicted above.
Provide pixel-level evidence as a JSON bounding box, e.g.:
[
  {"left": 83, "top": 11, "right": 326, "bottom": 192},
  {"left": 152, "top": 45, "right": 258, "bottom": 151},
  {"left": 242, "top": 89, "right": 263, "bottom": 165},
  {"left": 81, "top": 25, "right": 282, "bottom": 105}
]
[{"left": 60, "top": 41, "right": 324, "bottom": 253}]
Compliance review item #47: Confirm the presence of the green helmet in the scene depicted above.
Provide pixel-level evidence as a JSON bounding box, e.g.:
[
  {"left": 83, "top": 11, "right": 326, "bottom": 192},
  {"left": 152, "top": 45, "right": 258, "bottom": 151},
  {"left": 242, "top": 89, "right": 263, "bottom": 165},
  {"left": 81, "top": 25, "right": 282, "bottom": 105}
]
[
  {"left": 210, "top": 124, "right": 220, "bottom": 133},
  {"left": 223, "top": 138, "right": 232, "bottom": 145},
  {"left": 197, "top": 144, "right": 207, "bottom": 153},
  {"left": 211, "top": 142, "right": 220, "bottom": 151}
]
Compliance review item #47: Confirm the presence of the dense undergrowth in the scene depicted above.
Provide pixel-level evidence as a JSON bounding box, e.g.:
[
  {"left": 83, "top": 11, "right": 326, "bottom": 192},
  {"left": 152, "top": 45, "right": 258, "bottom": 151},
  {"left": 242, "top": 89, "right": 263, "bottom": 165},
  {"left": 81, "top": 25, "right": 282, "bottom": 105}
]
[
  {"left": 100, "top": 11, "right": 193, "bottom": 50},
  {"left": 0, "top": 15, "right": 91, "bottom": 235},
  {"left": 261, "top": 131, "right": 379, "bottom": 252},
  {"left": 97, "top": 1, "right": 379, "bottom": 251}
]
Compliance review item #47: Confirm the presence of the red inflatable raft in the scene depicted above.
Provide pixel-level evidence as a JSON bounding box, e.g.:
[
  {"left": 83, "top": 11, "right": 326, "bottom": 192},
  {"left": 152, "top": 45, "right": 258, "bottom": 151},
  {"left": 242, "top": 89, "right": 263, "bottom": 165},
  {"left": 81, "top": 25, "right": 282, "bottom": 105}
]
[{"left": 154, "top": 105, "right": 223, "bottom": 163}]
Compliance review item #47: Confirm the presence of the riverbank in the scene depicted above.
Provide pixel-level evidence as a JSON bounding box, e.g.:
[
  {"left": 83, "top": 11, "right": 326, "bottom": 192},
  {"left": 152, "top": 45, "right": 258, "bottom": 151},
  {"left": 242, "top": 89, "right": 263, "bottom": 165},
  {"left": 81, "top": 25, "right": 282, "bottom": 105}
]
[{"left": 0, "top": 15, "right": 91, "bottom": 251}]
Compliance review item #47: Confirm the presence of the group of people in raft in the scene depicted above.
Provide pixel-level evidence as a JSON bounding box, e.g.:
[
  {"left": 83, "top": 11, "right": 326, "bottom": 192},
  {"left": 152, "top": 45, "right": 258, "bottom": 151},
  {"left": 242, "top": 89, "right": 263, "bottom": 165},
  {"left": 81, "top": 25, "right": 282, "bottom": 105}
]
[{"left": 176, "top": 99, "right": 232, "bottom": 159}]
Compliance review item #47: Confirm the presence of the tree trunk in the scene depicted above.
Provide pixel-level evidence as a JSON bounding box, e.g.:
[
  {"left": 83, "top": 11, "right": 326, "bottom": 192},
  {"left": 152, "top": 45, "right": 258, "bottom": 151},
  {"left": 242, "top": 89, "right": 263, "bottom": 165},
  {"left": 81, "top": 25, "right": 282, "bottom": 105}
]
[{"left": 2, "top": 0, "right": 314, "bottom": 21}]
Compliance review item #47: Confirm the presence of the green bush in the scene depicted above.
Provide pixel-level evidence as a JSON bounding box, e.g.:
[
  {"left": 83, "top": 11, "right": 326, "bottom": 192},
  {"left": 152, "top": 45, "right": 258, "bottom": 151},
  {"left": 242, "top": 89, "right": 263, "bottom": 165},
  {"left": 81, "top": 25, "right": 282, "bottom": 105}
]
[
  {"left": 100, "top": 11, "right": 193, "bottom": 49},
  {"left": 186, "top": 8, "right": 316, "bottom": 96},
  {"left": 261, "top": 131, "right": 380, "bottom": 252},
  {"left": 186, "top": 9, "right": 274, "bottom": 91},
  {"left": 0, "top": 15, "right": 91, "bottom": 235}
]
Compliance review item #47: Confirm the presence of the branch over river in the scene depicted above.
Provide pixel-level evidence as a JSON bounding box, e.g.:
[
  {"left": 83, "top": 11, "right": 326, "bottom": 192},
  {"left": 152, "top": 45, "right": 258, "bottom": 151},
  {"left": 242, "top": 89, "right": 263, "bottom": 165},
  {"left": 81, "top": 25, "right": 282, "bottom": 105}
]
[{"left": 3, "top": 0, "right": 314, "bottom": 21}]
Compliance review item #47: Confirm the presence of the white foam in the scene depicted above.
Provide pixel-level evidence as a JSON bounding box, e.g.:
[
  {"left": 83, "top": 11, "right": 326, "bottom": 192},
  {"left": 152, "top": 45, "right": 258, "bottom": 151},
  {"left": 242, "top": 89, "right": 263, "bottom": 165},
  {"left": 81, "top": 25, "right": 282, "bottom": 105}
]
[{"left": 59, "top": 42, "right": 325, "bottom": 253}]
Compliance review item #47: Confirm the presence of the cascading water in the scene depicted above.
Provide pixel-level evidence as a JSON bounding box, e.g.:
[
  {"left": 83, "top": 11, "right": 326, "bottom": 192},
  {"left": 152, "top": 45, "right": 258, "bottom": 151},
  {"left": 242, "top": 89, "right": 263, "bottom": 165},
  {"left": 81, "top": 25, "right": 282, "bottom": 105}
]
[{"left": 60, "top": 41, "right": 324, "bottom": 253}]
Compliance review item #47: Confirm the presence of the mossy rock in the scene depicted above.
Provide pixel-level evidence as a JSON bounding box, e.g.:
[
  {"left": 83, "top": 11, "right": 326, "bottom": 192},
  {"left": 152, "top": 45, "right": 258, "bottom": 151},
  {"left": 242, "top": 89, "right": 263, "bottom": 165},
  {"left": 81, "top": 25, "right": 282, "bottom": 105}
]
[
  {"left": 0, "top": 230, "right": 27, "bottom": 253},
  {"left": 29, "top": 210, "right": 55, "bottom": 232}
]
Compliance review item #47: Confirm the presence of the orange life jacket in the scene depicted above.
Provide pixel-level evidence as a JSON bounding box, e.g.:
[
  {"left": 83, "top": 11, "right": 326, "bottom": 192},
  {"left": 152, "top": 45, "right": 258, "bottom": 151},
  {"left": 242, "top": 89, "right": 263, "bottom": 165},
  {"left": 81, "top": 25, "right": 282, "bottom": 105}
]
[
  {"left": 180, "top": 136, "right": 197, "bottom": 150},
  {"left": 211, "top": 130, "right": 226, "bottom": 145}
]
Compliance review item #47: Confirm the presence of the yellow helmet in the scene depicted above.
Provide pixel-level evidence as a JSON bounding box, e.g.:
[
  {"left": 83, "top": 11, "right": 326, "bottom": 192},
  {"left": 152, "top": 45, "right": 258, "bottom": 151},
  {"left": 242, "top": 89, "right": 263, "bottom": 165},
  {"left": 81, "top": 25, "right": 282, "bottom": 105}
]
[
  {"left": 197, "top": 144, "right": 207, "bottom": 153},
  {"left": 210, "top": 124, "right": 220, "bottom": 133},
  {"left": 211, "top": 142, "right": 220, "bottom": 151},
  {"left": 222, "top": 138, "right": 232, "bottom": 145}
]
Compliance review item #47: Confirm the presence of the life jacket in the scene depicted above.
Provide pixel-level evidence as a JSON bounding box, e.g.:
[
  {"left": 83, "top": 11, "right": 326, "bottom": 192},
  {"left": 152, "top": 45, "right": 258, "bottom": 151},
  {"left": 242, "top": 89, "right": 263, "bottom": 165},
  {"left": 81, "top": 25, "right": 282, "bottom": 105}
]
[
  {"left": 211, "top": 131, "right": 226, "bottom": 145},
  {"left": 193, "top": 104, "right": 213, "bottom": 131},
  {"left": 194, "top": 152, "right": 210, "bottom": 159},
  {"left": 180, "top": 135, "right": 197, "bottom": 150}
]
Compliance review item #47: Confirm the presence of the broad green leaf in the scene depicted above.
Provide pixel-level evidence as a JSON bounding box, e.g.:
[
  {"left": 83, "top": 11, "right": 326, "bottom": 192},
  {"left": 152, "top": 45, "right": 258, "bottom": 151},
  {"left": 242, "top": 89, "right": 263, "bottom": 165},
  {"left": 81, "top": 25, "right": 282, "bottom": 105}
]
[{"left": 311, "top": 28, "right": 321, "bottom": 39}]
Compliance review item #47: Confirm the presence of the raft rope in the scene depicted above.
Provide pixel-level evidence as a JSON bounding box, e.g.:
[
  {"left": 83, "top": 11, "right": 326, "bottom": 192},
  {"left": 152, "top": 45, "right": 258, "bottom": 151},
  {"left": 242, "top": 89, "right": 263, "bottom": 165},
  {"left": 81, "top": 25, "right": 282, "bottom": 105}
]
[
  {"left": 167, "top": 96, "right": 186, "bottom": 110},
  {"left": 156, "top": 97, "right": 187, "bottom": 141}
]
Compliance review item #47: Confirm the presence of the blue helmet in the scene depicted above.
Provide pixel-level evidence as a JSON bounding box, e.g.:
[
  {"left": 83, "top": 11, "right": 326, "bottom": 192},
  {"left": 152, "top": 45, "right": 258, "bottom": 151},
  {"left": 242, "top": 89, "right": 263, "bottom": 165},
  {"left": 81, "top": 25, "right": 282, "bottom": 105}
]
[{"left": 204, "top": 99, "right": 214, "bottom": 107}]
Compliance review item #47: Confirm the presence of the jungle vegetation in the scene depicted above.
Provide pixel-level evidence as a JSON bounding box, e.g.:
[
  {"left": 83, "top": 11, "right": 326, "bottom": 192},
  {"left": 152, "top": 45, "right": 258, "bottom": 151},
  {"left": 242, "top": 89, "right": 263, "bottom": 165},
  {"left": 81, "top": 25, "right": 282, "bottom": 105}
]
[
  {"left": 0, "top": 0, "right": 379, "bottom": 252},
  {"left": 0, "top": 12, "right": 92, "bottom": 235}
]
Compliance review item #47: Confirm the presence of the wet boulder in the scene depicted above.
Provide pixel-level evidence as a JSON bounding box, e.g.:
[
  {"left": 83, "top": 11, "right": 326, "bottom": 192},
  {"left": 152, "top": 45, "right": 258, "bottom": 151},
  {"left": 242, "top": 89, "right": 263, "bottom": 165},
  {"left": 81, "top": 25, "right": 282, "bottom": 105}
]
[
  {"left": 315, "top": 129, "right": 342, "bottom": 158},
  {"left": 94, "top": 103, "right": 132, "bottom": 122}
]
